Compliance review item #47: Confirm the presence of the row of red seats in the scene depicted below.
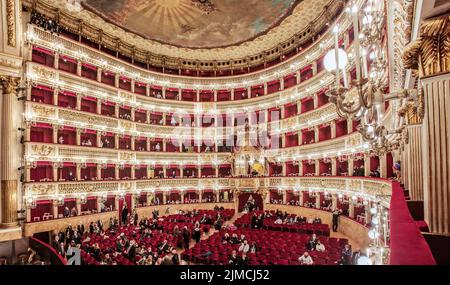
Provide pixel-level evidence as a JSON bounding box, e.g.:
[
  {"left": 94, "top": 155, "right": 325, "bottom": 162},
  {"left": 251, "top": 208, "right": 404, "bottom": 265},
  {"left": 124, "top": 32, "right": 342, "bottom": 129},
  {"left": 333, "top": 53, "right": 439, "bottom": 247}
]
[
  {"left": 164, "top": 209, "right": 235, "bottom": 223},
  {"left": 234, "top": 211, "right": 331, "bottom": 236},
  {"left": 182, "top": 228, "right": 348, "bottom": 265}
]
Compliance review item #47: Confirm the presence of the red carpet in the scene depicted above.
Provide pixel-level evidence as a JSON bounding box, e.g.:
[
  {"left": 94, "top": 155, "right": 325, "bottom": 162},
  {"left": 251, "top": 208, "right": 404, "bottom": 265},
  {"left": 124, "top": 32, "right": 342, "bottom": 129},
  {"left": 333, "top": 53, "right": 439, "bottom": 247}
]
[{"left": 389, "top": 182, "right": 435, "bottom": 265}]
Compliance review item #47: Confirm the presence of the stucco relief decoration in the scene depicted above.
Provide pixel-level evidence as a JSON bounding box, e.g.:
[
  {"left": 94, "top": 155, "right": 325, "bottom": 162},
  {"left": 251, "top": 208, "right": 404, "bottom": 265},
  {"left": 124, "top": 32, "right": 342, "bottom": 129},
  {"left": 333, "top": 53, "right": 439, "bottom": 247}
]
[
  {"left": 403, "top": 14, "right": 450, "bottom": 78},
  {"left": 31, "top": 145, "right": 55, "bottom": 156},
  {"left": 6, "top": 0, "right": 17, "bottom": 47}
]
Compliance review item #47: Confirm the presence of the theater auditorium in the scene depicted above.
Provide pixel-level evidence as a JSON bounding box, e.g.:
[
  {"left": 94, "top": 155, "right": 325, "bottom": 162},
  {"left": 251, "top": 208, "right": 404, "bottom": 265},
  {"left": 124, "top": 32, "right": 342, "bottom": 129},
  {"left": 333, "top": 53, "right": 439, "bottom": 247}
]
[{"left": 0, "top": 0, "right": 448, "bottom": 266}]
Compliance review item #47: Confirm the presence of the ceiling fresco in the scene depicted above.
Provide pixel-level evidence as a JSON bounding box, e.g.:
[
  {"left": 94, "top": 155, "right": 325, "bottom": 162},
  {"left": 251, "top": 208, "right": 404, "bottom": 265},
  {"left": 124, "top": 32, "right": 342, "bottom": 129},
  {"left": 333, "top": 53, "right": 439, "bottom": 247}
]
[{"left": 82, "top": 0, "right": 301, "bottom": 48}]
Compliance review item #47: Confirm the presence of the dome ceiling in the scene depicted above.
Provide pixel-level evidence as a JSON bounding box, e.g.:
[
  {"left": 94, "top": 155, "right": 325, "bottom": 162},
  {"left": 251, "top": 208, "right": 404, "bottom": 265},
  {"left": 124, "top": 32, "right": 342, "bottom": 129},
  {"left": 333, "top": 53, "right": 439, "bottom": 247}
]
[
  {"left": 27, "top": 0, "right": 338, "bottom": 62},
  {"left": 82, "top": 0, "right": 301, "bottom": 49}
]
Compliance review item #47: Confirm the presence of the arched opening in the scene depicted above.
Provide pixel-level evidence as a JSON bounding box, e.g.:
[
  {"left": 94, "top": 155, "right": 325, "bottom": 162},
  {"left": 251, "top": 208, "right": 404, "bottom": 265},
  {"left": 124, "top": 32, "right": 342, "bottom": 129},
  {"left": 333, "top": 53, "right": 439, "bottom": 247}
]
[{"left": 238, "top": 192, "right": 263, "bottom": 213}]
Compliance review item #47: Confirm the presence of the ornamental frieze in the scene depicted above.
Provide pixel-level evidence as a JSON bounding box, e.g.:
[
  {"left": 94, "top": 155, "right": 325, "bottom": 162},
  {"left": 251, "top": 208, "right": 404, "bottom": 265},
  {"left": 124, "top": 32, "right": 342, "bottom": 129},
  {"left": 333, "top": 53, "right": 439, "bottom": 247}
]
[
  {"left": 119, "top": 91, "right": 135, "bottom": 103},
  {"left": 29, "top": 64, "right": 57, "bottom": 81},
  {"left": 119, "top": 152, "right": 135, "bottom": 161},
  {"left": 30, "top": 144, "right": 55, "bottom": 156},
  {"left": 30, "top": 103, "right": 56, "bottom": 117},
  {"left": 346, "top": 179, "right": 362, "bottom": 192},
  {"left": 58, "top": 147, "right": 116, "bottom": 160},
  {"left": 24, "top": 177, "right": 393, "bottom": 201},
  {"left": 25, "top": 184, "right": 56, "bottom": 196},
  {"left": 119, "top": 121, "right": 134, "bottom": 132},
  {"left": 58, "top": 182, "right": 119, "bottom": 195},
  {"left": 237, "top": 179, "right": 257, "bottom": 188}
]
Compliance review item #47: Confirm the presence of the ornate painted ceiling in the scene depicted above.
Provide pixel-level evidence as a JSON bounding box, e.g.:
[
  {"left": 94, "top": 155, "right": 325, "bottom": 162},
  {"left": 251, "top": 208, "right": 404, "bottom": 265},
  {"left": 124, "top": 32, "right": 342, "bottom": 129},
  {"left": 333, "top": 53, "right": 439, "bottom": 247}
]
[
  {"left": 82, "top": 0, "right": 301, "bottom": 49},
  {"left": 31, "top": 0, "right": 335, "bottom": 61}
]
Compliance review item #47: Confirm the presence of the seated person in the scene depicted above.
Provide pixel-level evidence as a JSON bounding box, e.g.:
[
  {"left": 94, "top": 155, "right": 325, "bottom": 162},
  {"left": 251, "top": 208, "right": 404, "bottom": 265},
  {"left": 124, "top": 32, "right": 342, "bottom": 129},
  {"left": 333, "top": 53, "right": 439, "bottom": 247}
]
[
  {"left": 238, "top": 240, "right": 250, "bottom": 254},
  {"left": 237, "top": 253, "right": 249, "bottom": 266},
  {"left": 306, "top": 234, "right": 318, "bottom": 250},
  {"left": 298, "top": 252, "right": 313, "bottom": 265},
  {"left": 230, "top": 233, "right": 239, "bottom": 244},
  {"left": 315, "top": 240, "right": 326, "bottom": 252},
  {"left": 274, "top": 217, "right": 283, "bottom": 224},
  {"left": 222, "top": 233, "right": 231, "bottom": 244},
  {"left": 228, "top": 250, "right": 238, "bottom": 265}
]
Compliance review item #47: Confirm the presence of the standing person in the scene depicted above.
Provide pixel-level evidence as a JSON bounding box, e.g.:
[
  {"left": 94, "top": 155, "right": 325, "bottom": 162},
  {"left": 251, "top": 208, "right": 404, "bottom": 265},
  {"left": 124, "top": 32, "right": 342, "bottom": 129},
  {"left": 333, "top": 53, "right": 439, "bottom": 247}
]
[
  {"left": 121, "top": 204, "right": 128, "bottom": 225},
  {"left": 133, "top": 210, "right": 138, "bottom": 226},
  {"left": 332, "top": 209, "right": 341, "bottom": 232},
  {"left": 182, "top": 226, "right": 190, "bottom": 250},
  {"left": 193, "top": 222, "right": 201, "bottom": 243}
]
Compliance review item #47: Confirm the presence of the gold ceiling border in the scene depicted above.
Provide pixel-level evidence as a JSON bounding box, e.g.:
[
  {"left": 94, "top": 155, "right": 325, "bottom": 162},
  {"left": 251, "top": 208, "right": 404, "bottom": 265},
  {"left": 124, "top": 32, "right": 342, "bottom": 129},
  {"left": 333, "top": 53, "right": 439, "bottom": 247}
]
[{"left": 22, "top": 0, "right": 346, "bottom": 71}]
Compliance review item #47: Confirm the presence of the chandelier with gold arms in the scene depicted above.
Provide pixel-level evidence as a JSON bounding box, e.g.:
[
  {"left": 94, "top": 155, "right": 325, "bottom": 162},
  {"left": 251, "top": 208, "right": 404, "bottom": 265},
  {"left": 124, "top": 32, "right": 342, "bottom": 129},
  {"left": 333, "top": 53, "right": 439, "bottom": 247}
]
[{"left": 324, "top": 0, "right": 417, "bottom": 154}]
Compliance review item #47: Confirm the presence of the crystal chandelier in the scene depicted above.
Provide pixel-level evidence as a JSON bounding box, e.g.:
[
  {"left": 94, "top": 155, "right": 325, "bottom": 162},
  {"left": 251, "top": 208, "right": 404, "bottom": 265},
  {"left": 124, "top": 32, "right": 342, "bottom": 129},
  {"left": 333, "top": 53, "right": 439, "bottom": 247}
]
[{"left": 324, "top": 0, "right": 417, "bottom": 154}]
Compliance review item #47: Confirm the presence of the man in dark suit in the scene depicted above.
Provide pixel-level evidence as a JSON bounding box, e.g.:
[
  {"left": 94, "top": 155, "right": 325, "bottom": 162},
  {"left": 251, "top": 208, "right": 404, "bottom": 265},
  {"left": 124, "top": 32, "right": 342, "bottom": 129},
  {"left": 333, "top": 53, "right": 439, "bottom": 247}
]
[
  {"left": 251, "top": 214, "right": 258, "bottom": 228},
  {"left": 126, "top": 241, "right": 137, "bottom": 262},
  {"left": 332, "top": 210, "right": 341, "bottom": 232},
  {"left": 121, "top": 205, "right": 129, "bottom": 225},
  {"left": 52, "top": 235, "right": 62, "bottom": 254},
  {"left": 182, "top": 227, "right": 190, "bottom": 250},
  {"left": 171, "top": 249, "right": 180, "bottom": 265}
]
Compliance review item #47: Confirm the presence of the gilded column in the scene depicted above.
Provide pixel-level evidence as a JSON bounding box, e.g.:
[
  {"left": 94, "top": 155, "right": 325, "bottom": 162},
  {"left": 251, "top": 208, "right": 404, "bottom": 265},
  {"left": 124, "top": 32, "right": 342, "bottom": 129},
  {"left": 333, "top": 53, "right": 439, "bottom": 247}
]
[
  {"left": 403, "top": 14, "right": 450, "bottom": 234},
  {"left": 0, "top": 76, "right": 21, "bottom": 228}
]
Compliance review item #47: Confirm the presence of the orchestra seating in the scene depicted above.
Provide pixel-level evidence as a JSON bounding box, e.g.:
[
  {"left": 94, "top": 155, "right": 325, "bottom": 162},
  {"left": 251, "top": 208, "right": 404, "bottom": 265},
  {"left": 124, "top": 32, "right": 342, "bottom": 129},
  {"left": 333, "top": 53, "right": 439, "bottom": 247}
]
[
  {"left": 182, "top": 228, "right": 348, "bottom": 265},
  {"left": 234, "top": 211, "right": 331, "bottom": 236}
]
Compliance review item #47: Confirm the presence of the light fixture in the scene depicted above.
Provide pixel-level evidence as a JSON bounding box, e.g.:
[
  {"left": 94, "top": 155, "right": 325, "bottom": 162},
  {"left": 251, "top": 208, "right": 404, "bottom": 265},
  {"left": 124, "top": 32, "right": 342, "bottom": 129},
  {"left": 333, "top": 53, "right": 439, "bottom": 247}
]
[{"left": 324, "top": 0, "right": 417, "bottom": 154}]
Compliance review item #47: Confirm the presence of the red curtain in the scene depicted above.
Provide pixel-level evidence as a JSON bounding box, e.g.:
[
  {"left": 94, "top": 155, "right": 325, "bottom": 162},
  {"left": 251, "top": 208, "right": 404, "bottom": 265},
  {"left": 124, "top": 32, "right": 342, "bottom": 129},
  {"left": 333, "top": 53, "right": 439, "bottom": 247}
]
[{"left": 238, "top": 193, "right": 263, "bottom": 212}]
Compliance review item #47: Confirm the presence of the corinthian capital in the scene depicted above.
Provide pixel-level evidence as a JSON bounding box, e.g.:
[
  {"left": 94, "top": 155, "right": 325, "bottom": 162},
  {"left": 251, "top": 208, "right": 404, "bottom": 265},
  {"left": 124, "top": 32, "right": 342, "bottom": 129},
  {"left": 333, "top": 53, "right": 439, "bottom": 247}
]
[
  {"left": 402, "top": 14, "right": 450, "bottom": 78},
  {"left": 0, "top": 75, "right": 21, "bottom": 94}
]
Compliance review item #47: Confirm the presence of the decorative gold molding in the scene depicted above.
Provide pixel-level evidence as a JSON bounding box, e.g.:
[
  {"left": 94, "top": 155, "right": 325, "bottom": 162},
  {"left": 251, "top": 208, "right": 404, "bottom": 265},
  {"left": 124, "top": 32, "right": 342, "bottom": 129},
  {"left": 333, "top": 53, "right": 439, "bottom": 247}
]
[
  {"left": 397, "top": 94, "right": 424, "bottom": 125},
  {"left": 403, "top": 14, "right": 450, "bottom": 78},
  {"left": 0, "top": 75, "right": 20, "bottom": 94},
  {"left": 6, "top": 0, "right": 16, "bottom": 47},
  {"left": 23, "top": 0, "right": 345, "bottom": 70}
]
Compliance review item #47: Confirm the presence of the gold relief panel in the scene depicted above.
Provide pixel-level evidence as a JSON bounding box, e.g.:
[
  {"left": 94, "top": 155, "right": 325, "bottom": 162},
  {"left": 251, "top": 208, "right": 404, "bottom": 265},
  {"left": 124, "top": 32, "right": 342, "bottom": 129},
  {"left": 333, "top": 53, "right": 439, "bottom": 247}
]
[
  {"left": 346, "top": 179, "right": 362, "bottom": 192},
  {"left": 119, "top": 181, "right": 133, "bottom": 192},
  {"left": 218, "top": 179, "right": 230, "bottom": 187},
  {"left": 282, "top": 117, "right": 297, "bottom": 130},
  {"left": 119, "top": 120, "right": 134, "bottom": 131},
  {"left": 30, "top": 104, "right": 56, "bottom": 117},
  {"left": 119, "top": 91, "right": 135, "bottom": 102},
  {"left": 59, "top": 182, "right": 119, "bottom": 195},
  {"left": 346, "top": 134, "right": 361, "bottom": 148},
  {"left": 119, "top": 152, "right": 135, "bottom": 161},
  {"left": 284, "top": 178, "right": 298, "bottom": 187},
  {"left": 30, "top": 64, "right": 57, "bottom": 81},
  {"left": 59, "top": 147, "right": 116, "bottom": 160},
  {"left": 238, "top": 179, "right": 256, "bottom": 188},
  {"left": 363, "top": 181, "right": 391, "bottom": 196},
  {"left": 26, "top": 184, "right": 56, "bottom": 196},
  {"left": 30, "top": 144, "right": 55, "bottom": 157},
  {"left": 268, "top": 178, "right": 282, "bottom": 187},
  {"left": 200, "top": 179, "right": 216, "bottom": 187}
]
